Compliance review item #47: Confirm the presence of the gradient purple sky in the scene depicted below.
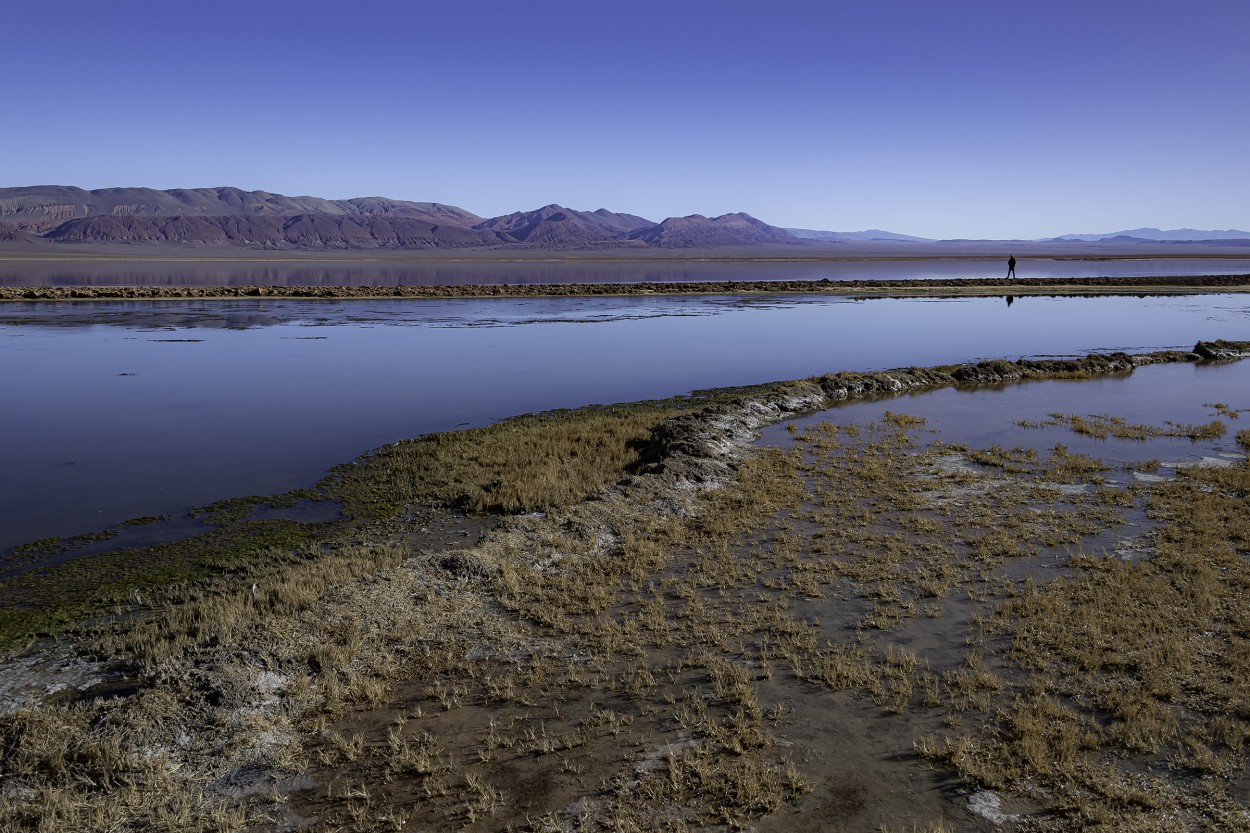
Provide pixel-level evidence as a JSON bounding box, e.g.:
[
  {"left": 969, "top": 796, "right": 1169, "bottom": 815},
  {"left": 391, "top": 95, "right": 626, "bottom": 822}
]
[{"left": 6, "top": 0, "right": 1247, "bottom": 239}]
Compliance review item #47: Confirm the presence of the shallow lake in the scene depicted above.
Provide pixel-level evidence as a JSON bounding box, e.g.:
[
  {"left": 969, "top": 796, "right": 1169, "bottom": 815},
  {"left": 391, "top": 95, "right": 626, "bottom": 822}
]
[
  {"left": 2, "top": 292, "right": 1248, "bottom": 552},
  {"left": 4, "top": 256, "right": 1250, "bottom": 288}
]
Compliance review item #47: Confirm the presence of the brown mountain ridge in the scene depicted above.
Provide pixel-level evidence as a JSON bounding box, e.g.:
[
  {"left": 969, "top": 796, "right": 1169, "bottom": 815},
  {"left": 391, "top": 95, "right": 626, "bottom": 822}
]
[
  {"left": 0, "top": 186, "right": 805, "bottom": 252},
  {"left": 42, "top": 215, "right": 503, "bottom": 250},
  {"left": 473, "top": 204, "right": 656, "bottom": 248},
  {"left": 627, "top": 213, "right": 800, "bottom": 248}
]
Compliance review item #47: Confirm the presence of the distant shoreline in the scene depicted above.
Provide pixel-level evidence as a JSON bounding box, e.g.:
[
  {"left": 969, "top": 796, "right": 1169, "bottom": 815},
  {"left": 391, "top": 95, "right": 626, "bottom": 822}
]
[
  {"left": 3, "top": 274, "right": 1250, "bottom": 302},
  {"left": 4, "top": 250, "right": 1250, "bottom": 265}
]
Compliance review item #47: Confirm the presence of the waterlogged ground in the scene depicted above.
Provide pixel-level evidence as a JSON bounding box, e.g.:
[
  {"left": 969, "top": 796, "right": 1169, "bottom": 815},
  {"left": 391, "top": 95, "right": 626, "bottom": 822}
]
[
  {"left": 2, "top": 292, "right": 1248, "bottom": 552},
  {"left": 2, "top": 356, "right": 1247, "bottom": 832},
  {"left": 763, "top": 359, "right": 1250, "bottom": 470}
]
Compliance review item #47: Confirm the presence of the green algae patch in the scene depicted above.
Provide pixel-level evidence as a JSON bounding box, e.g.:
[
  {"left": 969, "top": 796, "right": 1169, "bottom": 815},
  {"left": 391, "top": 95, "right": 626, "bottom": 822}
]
[
  {"left": 0, "top": 518, "right": 326, "bottom": 651},
  {"left": 11, "top": 530, "right": 119, "bottom": 560},
  {"left": 190, "top": 488, "right": 323, "bottom": 525},
  {"left": 114, "top": 515, "right": 170, "bottom": 528}
]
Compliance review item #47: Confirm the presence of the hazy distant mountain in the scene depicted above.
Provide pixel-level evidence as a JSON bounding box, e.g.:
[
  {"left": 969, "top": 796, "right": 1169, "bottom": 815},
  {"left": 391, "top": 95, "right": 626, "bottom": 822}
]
[
  {"left": 628, "top": 213, "right": 803, "bottom": 248},
  {"left": 473, "top": 204, "right": 653, "bottom": 247},
  {"left": 786, "top": 227, "right": 932, "bottom": 243},
  {"left": 0, "top": 186, "right": 483, "bottom": 234},
  {"left": 1053, "top": 227, "right": 1250, "bottom": 242}
]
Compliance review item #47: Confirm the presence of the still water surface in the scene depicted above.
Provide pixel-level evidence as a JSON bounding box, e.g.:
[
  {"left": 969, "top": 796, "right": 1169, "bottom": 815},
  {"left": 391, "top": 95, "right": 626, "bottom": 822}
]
[
  {"left": 2, "top": 292, "right": 1248, "bottom": 552},
  {"left": 763, "top": 360, "right": 1250, "bottom": 471},
  {"left": 5, "top": 257, "right": 1250, "bottom": 287}
]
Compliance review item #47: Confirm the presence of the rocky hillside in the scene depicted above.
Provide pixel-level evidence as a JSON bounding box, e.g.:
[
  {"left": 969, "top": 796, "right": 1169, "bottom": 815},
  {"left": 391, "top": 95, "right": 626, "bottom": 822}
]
[
  {"left": 627, "top": 213, "right": 802, "bottom": 248},
  {"left": 473, "top": 204, "right": 654, "bottom": 247},
  {"left": 0, "top": 186, "right": 806, "bottom": 251},
  {"left": 0, "top": 186, "right": 483, "bottom": 234},
  {"left": 0, "top": 220, "right": 32, "bottom": 242},
  {"left": 41, "top": 214, "right": 503, "bottom": 249}
]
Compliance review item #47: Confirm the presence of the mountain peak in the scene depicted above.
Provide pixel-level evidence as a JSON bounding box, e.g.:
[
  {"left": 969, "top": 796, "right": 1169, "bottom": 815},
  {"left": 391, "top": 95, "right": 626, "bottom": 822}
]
[{"left": 627, "top": 212, "right": 802, "bottom": 248}]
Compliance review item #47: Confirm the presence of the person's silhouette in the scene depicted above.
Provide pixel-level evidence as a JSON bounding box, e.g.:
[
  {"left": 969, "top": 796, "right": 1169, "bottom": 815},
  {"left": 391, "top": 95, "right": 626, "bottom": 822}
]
[{"left": 1007, "top": 255, "right": 1017, "bottom": 279}]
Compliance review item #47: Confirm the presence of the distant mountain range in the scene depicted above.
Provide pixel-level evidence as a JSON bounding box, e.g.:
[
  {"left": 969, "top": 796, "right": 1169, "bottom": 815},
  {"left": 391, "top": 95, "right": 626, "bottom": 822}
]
[
  {"left": 785, "top": 228, "right": 933, "bottom": 243},
  {"left": 788, "top": 227, "right": 1250, "bottom": 243},
  {"left": 0, "top": 186, "right": 808, "bottom": 251},
  {"left": 1050, "top": 228, "right": 1250, "bottom": 242},
  {"left": 2, "top": 187, "right": 1245, "bottom": 251}
]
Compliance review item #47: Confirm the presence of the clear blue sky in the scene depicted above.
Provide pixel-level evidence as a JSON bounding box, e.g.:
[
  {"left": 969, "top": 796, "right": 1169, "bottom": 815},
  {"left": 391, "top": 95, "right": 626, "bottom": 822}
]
[{"left": 5, "top": 0, "right": 1247, "bottom": 239}]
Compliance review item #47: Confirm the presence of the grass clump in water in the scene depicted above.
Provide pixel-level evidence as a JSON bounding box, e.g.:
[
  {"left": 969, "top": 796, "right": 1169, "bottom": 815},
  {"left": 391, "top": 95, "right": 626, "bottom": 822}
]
[{"left": 1023, "top": 412, "right": 1228, "bottom": 441}]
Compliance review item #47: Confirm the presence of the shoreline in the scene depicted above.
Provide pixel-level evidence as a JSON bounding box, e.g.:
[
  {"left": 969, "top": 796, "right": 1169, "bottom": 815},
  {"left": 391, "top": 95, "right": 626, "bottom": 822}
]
[
  {"left": 2, "top": 342, "right": 1249, "bottom": 831},
  {"left": 3, "top": 342, "right": 1249, "bottom": 831},
  {"left": 4, "top": 340, "right": 1248, "bottom": 648},
  {"left": 4, "top": 241, "right": 1250, "bottom": 263},
  {"left": 3, "top": 273, "right": 1250, "bottom": 302}
]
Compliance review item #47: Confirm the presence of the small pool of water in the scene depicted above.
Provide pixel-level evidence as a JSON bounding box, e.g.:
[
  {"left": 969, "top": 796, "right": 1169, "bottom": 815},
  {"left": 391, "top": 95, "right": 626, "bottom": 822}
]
[{"left": 761, "top": 360, "right": 1250, "bottom": 472}]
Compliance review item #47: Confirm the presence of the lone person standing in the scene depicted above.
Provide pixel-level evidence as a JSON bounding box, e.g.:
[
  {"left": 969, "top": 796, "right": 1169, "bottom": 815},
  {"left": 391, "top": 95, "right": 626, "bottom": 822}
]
[{"left": 1007, "top": 255, "right": 1017, "bottom": 279}]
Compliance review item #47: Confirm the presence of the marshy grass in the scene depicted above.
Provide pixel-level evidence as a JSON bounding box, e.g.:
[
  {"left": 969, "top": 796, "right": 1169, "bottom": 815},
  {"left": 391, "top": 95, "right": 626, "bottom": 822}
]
[
  {"left": 323, "top": 400, "right": 701, "bottom": 517},
  {"left": 0, "top": 398, "right": 708, "bottom": 653},
  {"left": 3, "top": 344, "right": 1250, "bottom": 831}
]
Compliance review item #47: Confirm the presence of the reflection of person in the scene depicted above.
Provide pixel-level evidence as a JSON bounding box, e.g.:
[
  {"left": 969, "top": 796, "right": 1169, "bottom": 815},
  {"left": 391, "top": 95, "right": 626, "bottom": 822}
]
[{"left": 1007, "top": 255, "right": 1017, "bottom": 279}]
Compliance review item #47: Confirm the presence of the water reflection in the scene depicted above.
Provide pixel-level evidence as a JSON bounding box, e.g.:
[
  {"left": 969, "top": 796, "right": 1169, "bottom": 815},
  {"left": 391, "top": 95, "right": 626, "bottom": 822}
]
[{"left": 0, "top": 294, "right": 861, "bottom": 330}]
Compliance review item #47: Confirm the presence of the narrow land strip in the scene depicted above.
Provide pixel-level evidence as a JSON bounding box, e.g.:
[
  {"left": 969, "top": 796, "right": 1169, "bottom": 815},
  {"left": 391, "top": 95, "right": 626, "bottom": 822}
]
[{"left": 2, "top": 274, "right": 1250, "bottom": 301}]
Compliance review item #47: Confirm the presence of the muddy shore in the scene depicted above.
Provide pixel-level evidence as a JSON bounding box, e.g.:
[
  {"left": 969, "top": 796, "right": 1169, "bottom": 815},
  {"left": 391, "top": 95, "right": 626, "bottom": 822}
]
[
  {"left": 3, "top": 342, "right": 1250, "bottom": 832},
  {"left": 2, "top": 273, "right": 1250, "bottom": 302}
]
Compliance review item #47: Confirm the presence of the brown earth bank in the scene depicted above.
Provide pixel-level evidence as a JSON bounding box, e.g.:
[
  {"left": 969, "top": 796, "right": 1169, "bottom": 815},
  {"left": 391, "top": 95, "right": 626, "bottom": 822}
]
[
  {"left": 3, "top": 273, "right": 1250, "bottom": 302},
  {"left": 2, "top": 342, "right": 1250, "bottom": 832}
]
